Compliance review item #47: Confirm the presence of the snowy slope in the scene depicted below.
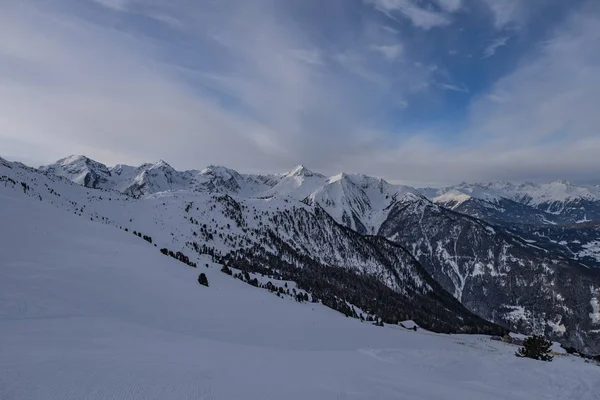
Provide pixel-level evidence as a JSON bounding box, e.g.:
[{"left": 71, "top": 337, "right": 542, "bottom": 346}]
[
  {"left": 1, "top": 184, "right": 599, "bottom": 400},
  {"left": 3, "top": 156, "right": 499, "bottom": 334},
  {"left": 22, "top": 155, "right": 600, "bottom": 351}
]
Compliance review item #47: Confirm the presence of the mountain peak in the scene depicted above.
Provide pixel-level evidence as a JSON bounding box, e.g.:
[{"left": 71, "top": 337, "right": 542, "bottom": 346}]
[
  {"left": 151, "top": 159, "right": 174, "bottom": 170},
  {"left": 285, "top": 165, "right": 321, "bottom": 178},
  {"left": 40, "top": 155, "right": 111, "bottom": 189},
  {"left": 549, "top": 179, "right": 571, "bottom": 186},
  {"left": 327, "top": 172, "right": 348, "bottom": 183},
  {"left": 59, "top": 154, "right": 88, "bottom": 164}
]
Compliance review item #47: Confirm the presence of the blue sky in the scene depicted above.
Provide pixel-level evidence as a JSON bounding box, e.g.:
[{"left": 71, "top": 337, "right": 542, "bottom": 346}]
[{"left": 1, "top": 0, "right": 599, "bottom": 185}]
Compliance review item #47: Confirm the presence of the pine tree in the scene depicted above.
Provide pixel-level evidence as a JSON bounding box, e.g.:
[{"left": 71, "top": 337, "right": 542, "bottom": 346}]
[
  {"left": 198, "top": 273, "right": 209, "bottom": 287},
  {"left": 516, "top": 335, "right": 554, "bottom": 362},
  {"left": 221, "top": 265, "right": 233, "bottom": 275}
]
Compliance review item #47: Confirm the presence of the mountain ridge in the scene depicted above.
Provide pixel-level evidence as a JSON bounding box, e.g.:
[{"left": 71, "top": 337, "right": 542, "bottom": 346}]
[{"left": 21, "top": 154, "right": 600, "bottom": 353}]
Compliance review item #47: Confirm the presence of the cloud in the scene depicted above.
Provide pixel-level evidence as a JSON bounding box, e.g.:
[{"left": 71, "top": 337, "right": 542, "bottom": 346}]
[
  {"left": 89, "top": 0, "right": 132, "bottom": 11},
  {"left": 453, "top": 3, "right": 600, "bottom": 182},
  {"left": 439, "top": 83, "right": 468, "bottom": 92},
  {"left": 1, "top": 0, "right": 597, "bottom": 186},
  {"left": 0, "top": 2, "right": 311, "bottom": 169},
  {"left": 290, "top": 49, "right": 324, "bottom": 65},
  {"left": 434, "top": 0, "right": 462, "bottom": 13},
  {"left": 340, "top": 134, "right": 600, "bottom": 185},
  {"left": 483, "top": 36, "right": 509, "bottom": 58},
  {"left": 335, "top": 1, "right": 600, "bottom": 185},
  {"left": 481, "top": 0, "right": 525, "bottom": 29},
  {"left": 0, "top": 1, "right": 430, "bottom": 174},
  {"left": 367, "top": 0, "right": 451, "bottom": 29},
  {"left": 370, "top": 43, "right": 404, "bottom": 60},
  {"left": 469, "top": 6, "right": 600, "bottom": 141}
]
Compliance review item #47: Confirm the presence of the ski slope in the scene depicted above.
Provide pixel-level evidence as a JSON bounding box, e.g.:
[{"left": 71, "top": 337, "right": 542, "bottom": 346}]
[{"left": 1, "top": 187, "right": 599, "bottom": 400}]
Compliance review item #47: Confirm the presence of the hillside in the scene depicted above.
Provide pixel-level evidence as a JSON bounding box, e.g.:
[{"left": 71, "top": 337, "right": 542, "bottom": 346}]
[
  {"left": 1, "top": 157, "right": 501, "bottom": 335},
  {"left": 8, "top": 155, "right": 600, "bottom": 353},
  {"left": 1, "top": 173, "right": 599, "bottom": 400}
]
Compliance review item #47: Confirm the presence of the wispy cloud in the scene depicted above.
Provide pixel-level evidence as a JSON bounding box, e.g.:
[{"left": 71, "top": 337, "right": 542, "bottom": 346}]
[
  {"left": 482, "top": 0, "right": 525, "bottom": 29},
  {"left": 370, "top": 43, "right": 404, "bottom": 60},
  {"left": 463, "top": 3, "right": 600, "bottom": 180},
  {"left": 89, "top": 0, "right": 132, "bottom": 12},
  {"left": 483, "top": 36, "right": 510, "bottom": 58},
  {"left": 290, "top": 49, "right": 324, "bottom": 66},
  {"left": 366, "top": 0, "right": 451, "bottom": 30},
  {"left": 0, "top": 1, "right": 431, "bottom": 173},
  {"left": 439, "top": 83, "right": 468, "bottom": 93},
  {"left": 0, "top": 0, "right": 597, "bottom": 185},
  {"left": 434, "top": 0, "right": 462, "bottom": 13}
]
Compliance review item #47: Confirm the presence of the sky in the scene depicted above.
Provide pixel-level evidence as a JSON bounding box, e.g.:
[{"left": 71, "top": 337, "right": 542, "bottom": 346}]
[{"left": 1, "top": 0, "right": 599, "bottom": 185}]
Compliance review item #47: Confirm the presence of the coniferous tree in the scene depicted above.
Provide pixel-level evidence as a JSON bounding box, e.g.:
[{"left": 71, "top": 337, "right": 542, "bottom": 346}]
[
  {"left": 198, "top": 273, "right": 209, "bottom": 287},
  {"left": 221, "top": 265, "right": 233, "bottom": 275},
  {"left": 516, "top": 335, "right": 554, "bottom": 362}
]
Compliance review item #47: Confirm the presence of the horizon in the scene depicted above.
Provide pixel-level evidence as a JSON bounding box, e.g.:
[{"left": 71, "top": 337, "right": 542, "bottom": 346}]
[{"left": 4, "top": 152, "right": 599, "bottom": 189}]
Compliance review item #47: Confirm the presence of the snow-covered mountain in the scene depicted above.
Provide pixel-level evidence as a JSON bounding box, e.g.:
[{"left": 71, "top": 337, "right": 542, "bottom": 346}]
[
  {"left": 40, "top": 155, "right": 113, "bottom": 189},
  {"left": 261, "top": 165, "right": 326, "bottom": 199},
  {"left": 378, "top": 195, "right": 600, "bottom": 352},
  {"left": 431, "top": 190, "right": 560, "bottom": 227},
  {"left": 422, "top": 181, "right": 600, "bottom": 270},
  {"left": 6, "top": 156, "right": 501, "bottom": 335},
  {"left": 3, "top": 179, "right": 598, "bottom": 399},
  {"left": 41, "top": 155, "right": 600, "bottom": 227},
  {"left": 20, "top": 155, "right": 600, "bottom": 354},
  {"left": 423, "top": 181, "right": 600, "bottom": 224},
  {"left": 306, "top": 173, "right": 420, "bottom": 234}
]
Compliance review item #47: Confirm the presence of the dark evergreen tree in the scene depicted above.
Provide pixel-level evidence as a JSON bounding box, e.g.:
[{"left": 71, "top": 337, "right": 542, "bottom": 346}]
[
  {"left": 198, "top": 273, "right": 209, "bottom": 287},
  {"left": 516, "top": 335, "right": 554, "bottom": 362},
  {"left": 221, "top": 265, "right": 233, "bottom": 275}
]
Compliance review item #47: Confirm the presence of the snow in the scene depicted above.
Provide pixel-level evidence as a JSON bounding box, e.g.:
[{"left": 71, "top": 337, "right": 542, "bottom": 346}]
[
  {"left": 578, "top": 240, "right": 600, "bottom": 263},
  {"left": 548, "top": 318, "right": 567, "bottom": 335},
  {"left": 2, "top": 175, "right": 600, "bottom": 399},
  {"left": 39, "top": 156, "right": 432, "bottom": 235},
  {"left": 432, "top": 190, "right": 472, "bottom": 209},
  {"left": 262, "top": 166, "right": 327, "bottom": 200},
  {"left": 590, "top": 287, "right": 600, "bottom": 324},
  {"left": 308, "top": 173, "right": 420, "bottom": 234},
  {"left": 39, "top": 155, "right": 113, "bottom": 189},
  {"left": 423, "top": 180, "right": 600, "bottom": 208},
  {"left": 504, "top": 306, "right": 529, "bottom": 323}
]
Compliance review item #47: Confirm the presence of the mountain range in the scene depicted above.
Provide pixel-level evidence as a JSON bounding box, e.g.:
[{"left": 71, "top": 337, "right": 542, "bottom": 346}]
[{"left": 3, "top": 154, "right": 600, "bottom": 354}]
